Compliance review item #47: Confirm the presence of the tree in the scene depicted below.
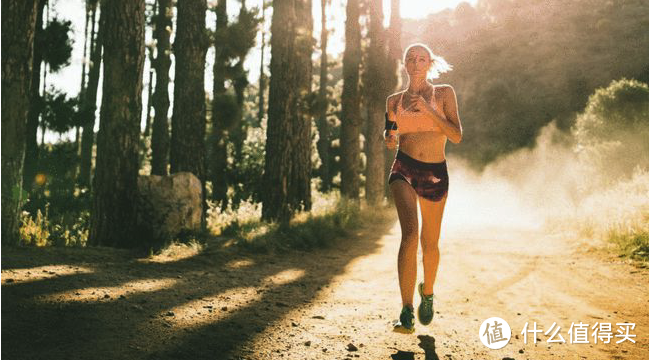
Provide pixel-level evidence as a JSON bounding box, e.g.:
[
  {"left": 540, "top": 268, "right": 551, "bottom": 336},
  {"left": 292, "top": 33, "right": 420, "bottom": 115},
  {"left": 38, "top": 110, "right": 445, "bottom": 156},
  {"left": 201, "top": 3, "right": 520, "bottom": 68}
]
[
  {"left": 316, "top": 0, "right": 332, "bottom": 191},
  {"left": 23, "top": 5, "right": 74, "bottom": 192},
  {"left": 78, "top": 1, "right": 102, "bottom": 188},
  {"left": 257, "top": 0, "right": 268, "bottom": 124},
  {"left": 90, "top": 0, "right": 146, "bottom": 247},
  {"left": 340, "top": 0, "right": 362, "bottom": 199},
  {"left": 1, "top": 0, "right": 39, "bottom": 244},
  {"left": 170, "top": 0, "right": 208, "bottom": 226},
  {"left": 363, "top": 0, "right": 389, "bottom": 205},
  {"left": 208, "top": 0, "right": 259, "bottom": 209},
  {"left": 23, "top": 0, "right": 47, "bottom": 193},
  {"left": 262, "top": 0, "right": 314, "bottom": 223},
  {"left": 151, "top": 0, "right": 173, "bottom": 175}
]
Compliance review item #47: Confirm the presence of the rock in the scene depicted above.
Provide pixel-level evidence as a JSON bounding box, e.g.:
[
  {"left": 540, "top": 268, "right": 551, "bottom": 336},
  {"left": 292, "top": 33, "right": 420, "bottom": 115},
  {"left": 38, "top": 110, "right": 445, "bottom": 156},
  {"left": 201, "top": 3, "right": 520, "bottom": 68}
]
[
  {"left": 136, "top": 172, "right": 202, "bottom": 245},
  {"left": 312, "top": 315, "right": 325, "bottom": 320},
  {"left": 346, "top": 343, "right": 358, "bottom": 351},
  {"left": 304, "top": 341, "right": 311, "bottom": 346}
]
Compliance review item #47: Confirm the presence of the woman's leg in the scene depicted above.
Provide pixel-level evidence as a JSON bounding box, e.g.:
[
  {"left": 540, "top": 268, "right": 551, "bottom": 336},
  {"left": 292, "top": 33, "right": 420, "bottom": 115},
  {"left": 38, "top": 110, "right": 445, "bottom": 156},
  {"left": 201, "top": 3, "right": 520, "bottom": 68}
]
[
  {"left": 419, "top": 194, "right": 448, "bottom": 296},
  {"left": 390, "top": 180, "right": 419, "bottom": 308}
]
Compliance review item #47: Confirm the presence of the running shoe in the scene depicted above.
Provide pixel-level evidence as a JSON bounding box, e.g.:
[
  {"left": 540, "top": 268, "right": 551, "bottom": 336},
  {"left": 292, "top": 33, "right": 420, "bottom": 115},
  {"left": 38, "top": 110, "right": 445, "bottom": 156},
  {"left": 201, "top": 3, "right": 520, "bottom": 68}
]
[
  {"left": 393, "top": 305, "right": 415, "bottom": 334},
  {"left": 418, "top": 282, "right": 435, "bottom": 325}
]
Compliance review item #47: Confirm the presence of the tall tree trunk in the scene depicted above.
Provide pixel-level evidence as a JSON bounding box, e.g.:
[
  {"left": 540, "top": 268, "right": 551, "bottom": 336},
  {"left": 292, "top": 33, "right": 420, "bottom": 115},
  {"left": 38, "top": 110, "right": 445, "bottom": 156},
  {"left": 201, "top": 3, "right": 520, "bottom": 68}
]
[
  {"left": 340, "top": 0, "right": 361, "bottom": 199},
  {"left": 210, "top": 0, "right": 228, "bottom": 206},
  {"left": 316, "top": 0, "right": 331, "bottom": 191},
  {"left": 1, "top": 0, "right": 39, "bottom": 244},
  {"left": 257, "top": 0, "right": 266, "bottom": 125},
  {"left": 23, "top": 0, "right": 47, "bottom": 193},
  {"left": 262, "top": 0, "right": 314, "bottom": 223},
  {"left": 170, "top": 0, "right": 208, "bottom": 227},
  {"left": 151, "top": 0, "right": 172, "bottom": 176},
  {"left": 364, "top": 0, "right": 387, "bottom": 205},
  {"left": 90, "top": 0, "right": 146, "bottom": 247},
  {"left": 143, "top": 0, "right": 157, "bottom": 138},
  {"left": 75, "top": 0, "right": 92, "bottom": 168},
  {"left": 78, "top": 3, "right": 102, "bottom": 188},
  {"left": 384, "top": 0, "right": 401, "bottom": 197}
]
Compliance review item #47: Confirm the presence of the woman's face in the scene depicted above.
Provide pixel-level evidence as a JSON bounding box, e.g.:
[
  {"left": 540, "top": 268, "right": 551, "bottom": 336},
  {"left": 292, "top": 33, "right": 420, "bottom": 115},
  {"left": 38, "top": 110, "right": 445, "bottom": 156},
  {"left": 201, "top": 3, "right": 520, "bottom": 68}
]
[{"left": 404, "top": 46, "right": 432, "bottom": 78}]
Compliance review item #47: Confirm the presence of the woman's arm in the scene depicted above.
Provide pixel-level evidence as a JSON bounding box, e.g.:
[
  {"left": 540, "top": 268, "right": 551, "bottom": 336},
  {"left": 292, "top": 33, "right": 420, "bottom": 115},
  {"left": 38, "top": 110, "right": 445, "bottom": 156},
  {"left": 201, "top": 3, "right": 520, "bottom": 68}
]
[
  {"left": 413, "top": 86, "right": 463, "bottom": 143},
  {"left": 384, "top": 95, "right": 398, "bottom": 149}
]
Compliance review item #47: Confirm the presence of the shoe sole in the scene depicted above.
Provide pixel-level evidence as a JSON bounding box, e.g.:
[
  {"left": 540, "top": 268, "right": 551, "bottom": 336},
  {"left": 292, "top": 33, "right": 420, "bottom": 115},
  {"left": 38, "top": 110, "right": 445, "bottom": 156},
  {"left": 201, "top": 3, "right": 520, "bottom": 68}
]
[{"left": 392, "top": 324, "right": 415, "bottom": 334}]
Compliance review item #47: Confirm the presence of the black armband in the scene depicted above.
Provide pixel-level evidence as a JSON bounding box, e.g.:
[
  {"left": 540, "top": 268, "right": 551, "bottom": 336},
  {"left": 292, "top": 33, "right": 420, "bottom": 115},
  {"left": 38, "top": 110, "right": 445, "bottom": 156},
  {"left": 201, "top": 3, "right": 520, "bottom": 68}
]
[{"left": 385, "top": 112, "right": 398, "bottom": 131}]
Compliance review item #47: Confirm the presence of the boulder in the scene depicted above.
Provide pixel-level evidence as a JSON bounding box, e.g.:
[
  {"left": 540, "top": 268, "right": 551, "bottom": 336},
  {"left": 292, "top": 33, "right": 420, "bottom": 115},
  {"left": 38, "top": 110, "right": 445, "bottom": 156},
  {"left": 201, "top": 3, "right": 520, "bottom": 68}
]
[{"left": 137, "top": 172, "right": 202, "bottom": 245}]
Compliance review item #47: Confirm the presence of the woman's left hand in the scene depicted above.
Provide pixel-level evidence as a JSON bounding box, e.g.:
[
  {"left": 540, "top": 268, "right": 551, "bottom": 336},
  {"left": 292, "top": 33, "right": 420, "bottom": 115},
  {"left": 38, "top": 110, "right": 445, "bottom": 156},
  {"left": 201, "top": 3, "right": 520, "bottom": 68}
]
[{"left": 411, "top": 95, "right": 435, "bottom": 116}]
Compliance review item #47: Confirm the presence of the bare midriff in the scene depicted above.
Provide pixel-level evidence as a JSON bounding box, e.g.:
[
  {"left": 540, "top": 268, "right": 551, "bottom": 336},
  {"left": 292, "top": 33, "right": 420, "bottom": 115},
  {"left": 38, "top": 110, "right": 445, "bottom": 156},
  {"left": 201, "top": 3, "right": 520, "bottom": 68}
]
[{"left": 399, "top": 131, "right": 447, "bottom": 163}]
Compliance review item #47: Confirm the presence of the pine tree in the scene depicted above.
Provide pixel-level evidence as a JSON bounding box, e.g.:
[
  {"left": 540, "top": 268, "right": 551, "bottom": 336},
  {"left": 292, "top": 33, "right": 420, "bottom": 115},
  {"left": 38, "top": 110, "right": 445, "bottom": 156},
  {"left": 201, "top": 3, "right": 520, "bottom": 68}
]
[
  {"left": 170, "top": 0, "right": 208, "bottom": 226},
  {"left": 151, "top": 0, "right": 173, "bottom": 175},
  {"left": 340, "top": 0, "right": 362, "bottom": 199},
  {"left": 78, "top": 1, "right": 102, "bottom": 188},
  {"left": 23, "top": 0, "right": 47, "bottom": 193},
  {"left": 90, "top": 0, "right": 146, "bottom": 247},
  {"left": 316, "top": 0, "right": 332, "bottom": 191},
  {"left": 364, "top": 0, "right": 389, "bottom": 205},
  {"left": 262, "top": 0, "right": 314, "bottom": 223},
  {"left": 1, "top": 0, "right": 39, "bottom": 244}
]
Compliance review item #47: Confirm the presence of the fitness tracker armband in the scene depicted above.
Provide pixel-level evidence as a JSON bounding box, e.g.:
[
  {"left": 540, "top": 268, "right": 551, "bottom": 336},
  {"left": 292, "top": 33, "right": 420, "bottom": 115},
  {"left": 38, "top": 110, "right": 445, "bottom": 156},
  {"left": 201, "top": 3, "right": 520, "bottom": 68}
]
[{"left": 385, "top": 112, "right": 398, "bottom": 131}]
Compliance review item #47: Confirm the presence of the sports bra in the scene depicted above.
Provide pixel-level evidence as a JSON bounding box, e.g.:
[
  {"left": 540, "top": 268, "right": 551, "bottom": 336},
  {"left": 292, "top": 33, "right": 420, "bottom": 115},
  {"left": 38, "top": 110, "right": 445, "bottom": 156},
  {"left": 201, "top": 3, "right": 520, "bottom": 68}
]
[{"left": 395, "top": 87, "right": 444, "bottom": 134}]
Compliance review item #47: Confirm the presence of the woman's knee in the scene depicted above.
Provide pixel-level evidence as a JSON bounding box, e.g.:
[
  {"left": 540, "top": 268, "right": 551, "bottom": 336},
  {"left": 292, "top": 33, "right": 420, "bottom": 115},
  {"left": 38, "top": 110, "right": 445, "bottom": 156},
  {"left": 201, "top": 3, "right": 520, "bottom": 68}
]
[
  {"left": 420, "top": 238, "right": 439, "bottom": 253},
  {"left": 400, "top": 231, "right": 418, "bottom": 250}
]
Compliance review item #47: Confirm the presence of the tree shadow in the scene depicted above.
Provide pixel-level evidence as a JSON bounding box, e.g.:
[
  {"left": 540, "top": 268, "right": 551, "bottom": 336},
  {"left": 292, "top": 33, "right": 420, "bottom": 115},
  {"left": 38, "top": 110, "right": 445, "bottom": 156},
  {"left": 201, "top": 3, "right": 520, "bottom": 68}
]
[{"left": 2, "top": 215, "right": 396, "bottom": 360}]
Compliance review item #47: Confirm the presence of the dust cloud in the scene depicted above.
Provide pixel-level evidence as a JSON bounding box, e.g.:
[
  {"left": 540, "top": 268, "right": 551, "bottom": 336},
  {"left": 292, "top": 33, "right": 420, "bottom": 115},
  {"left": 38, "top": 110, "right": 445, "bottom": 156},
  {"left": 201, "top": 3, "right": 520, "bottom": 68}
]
[{"left": 443, "top": 122, "right": 649, "bottom": 244}]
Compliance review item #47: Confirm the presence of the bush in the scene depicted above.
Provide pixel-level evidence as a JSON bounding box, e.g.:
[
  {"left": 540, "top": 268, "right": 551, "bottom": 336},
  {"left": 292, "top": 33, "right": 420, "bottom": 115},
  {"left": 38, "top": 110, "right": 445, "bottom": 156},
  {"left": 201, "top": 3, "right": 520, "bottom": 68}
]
[{"left": 573, "top": 78, "right": 649, "bottom": 184}]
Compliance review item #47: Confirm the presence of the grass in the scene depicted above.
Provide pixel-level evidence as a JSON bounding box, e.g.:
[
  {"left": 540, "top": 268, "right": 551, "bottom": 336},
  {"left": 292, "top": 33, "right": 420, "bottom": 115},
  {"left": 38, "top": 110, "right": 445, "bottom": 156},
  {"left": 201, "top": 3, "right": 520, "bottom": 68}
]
[
  {"left": 607, "top": 220, "right": 649, "bottom": 264},
  {"left": 217, "top": 195, "right": 392, "bottom": 253}
]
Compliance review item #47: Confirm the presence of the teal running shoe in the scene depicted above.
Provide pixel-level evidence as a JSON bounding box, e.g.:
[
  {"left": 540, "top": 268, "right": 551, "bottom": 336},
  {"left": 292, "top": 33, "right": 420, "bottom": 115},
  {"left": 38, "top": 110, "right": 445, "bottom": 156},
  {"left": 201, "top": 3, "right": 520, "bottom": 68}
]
[
  {"left": 417, "top": 282, "right": 435, "bottom": 325},
  {"left": 393, "top": 306, "right": 415, "bottom": 334}
]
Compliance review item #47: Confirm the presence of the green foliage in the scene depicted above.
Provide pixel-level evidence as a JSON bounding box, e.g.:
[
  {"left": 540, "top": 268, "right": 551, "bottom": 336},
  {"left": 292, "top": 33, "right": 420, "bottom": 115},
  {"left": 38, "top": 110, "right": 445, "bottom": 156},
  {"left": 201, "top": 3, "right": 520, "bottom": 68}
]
[
  {"left": 41, "top": 89, "right": 80, "bottom": 133},
  {"left": 231, "top": 125, "right": 266, "bottom": 204},
  {"left": 19, "top": 205, "right": 90, "bottom": 247},
  {"left": 579, "top": 78, "right": 649, "bottom": 131},
  {"left": 609, "top": 222, "right": 649, "bottom": 263},
  {"left": 573, "top": 78, "right": 649, "bottom": 180},
  {"left": 23, "top": 142, "right": 92, "bottom": 247},
  {"left": 39, "top": 17, "right": 74, "bottom": 72},
  {"left": 218, "top": 193, "right": 391, "bottom": 253},
  {"left": 416, "top": 0, "right": 649, "bottom": 166}
]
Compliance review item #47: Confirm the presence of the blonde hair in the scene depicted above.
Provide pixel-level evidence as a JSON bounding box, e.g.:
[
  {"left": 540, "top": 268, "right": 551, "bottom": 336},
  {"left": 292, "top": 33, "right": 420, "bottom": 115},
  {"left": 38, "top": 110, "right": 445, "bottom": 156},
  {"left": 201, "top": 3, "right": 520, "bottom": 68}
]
[{"left": 403, "top": 43, "right": 452, "bottom": 80}]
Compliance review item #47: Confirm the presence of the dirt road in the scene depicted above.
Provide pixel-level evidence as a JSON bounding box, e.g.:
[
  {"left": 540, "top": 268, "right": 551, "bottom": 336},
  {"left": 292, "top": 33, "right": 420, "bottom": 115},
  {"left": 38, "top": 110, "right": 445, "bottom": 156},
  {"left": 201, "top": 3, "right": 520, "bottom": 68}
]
[{"left": 2, "top": 209, "right": 648, "bottom": 359}]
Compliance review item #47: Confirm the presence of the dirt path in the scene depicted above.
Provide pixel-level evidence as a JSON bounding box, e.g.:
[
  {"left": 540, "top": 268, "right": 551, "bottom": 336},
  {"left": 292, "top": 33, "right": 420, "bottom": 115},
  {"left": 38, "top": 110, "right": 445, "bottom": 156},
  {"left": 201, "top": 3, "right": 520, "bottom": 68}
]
[{"left": 2, "top": 209, "right": 648, "bottom": 360}]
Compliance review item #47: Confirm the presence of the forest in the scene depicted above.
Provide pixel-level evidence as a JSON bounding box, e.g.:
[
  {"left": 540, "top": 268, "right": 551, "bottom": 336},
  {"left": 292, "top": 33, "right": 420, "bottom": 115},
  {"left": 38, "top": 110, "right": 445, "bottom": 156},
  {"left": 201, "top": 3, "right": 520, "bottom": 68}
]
[
  {"left": 2, "top": 0, "right": 648, "bottom": 251},
  {"left": 3, "top": 0, "right": 649, "bottom": 359}
]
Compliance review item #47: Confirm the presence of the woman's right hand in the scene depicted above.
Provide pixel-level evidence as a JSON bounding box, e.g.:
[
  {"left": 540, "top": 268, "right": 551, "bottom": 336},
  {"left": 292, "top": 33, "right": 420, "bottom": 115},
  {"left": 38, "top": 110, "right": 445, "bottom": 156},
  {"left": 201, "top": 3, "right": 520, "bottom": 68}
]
[{"left": 384, "top": 131, "right": 398, "bottom": 150}]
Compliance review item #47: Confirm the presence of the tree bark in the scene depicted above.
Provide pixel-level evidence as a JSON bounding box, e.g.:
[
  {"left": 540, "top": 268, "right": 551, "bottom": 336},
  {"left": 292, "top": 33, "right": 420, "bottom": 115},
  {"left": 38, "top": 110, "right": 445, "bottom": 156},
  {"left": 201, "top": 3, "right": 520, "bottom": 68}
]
[
  {"left": 210, "top": 0, "right": 228, "bottom": 206},
  {"left": 257, "top": 1, "right": 267, "bottom": 125},
  {"left": 1, "top": 0, "right": 39, "bottom": 245},
  {"left": 384, "top": 0, "right": 401, "bottom": 197},
  {"left": 90, "top": 0, "right": 146, "bottom": 247},
  {"left": 316, "top": 0, "right": 331, "bottom": 191},
  {"left": 78, "top": 2, "right": 101, "bottom": 188},
  {"left": 23, "top": 0, "right": 47, "bottom": 194},
  {"left": 364, "top": 0, "right": 388, "bottom": 205},
  {"left": 340, "top": 0, "right": 361, "bottom": 199},
  {"left": 151, "top": 0, "right": 172, "bottom": 176},
  {"left": 262, "top": 0, "right": 314, "bottom": 223},
  {"left": 170, "top": 0, "right": 208, "bottom": 227}
]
